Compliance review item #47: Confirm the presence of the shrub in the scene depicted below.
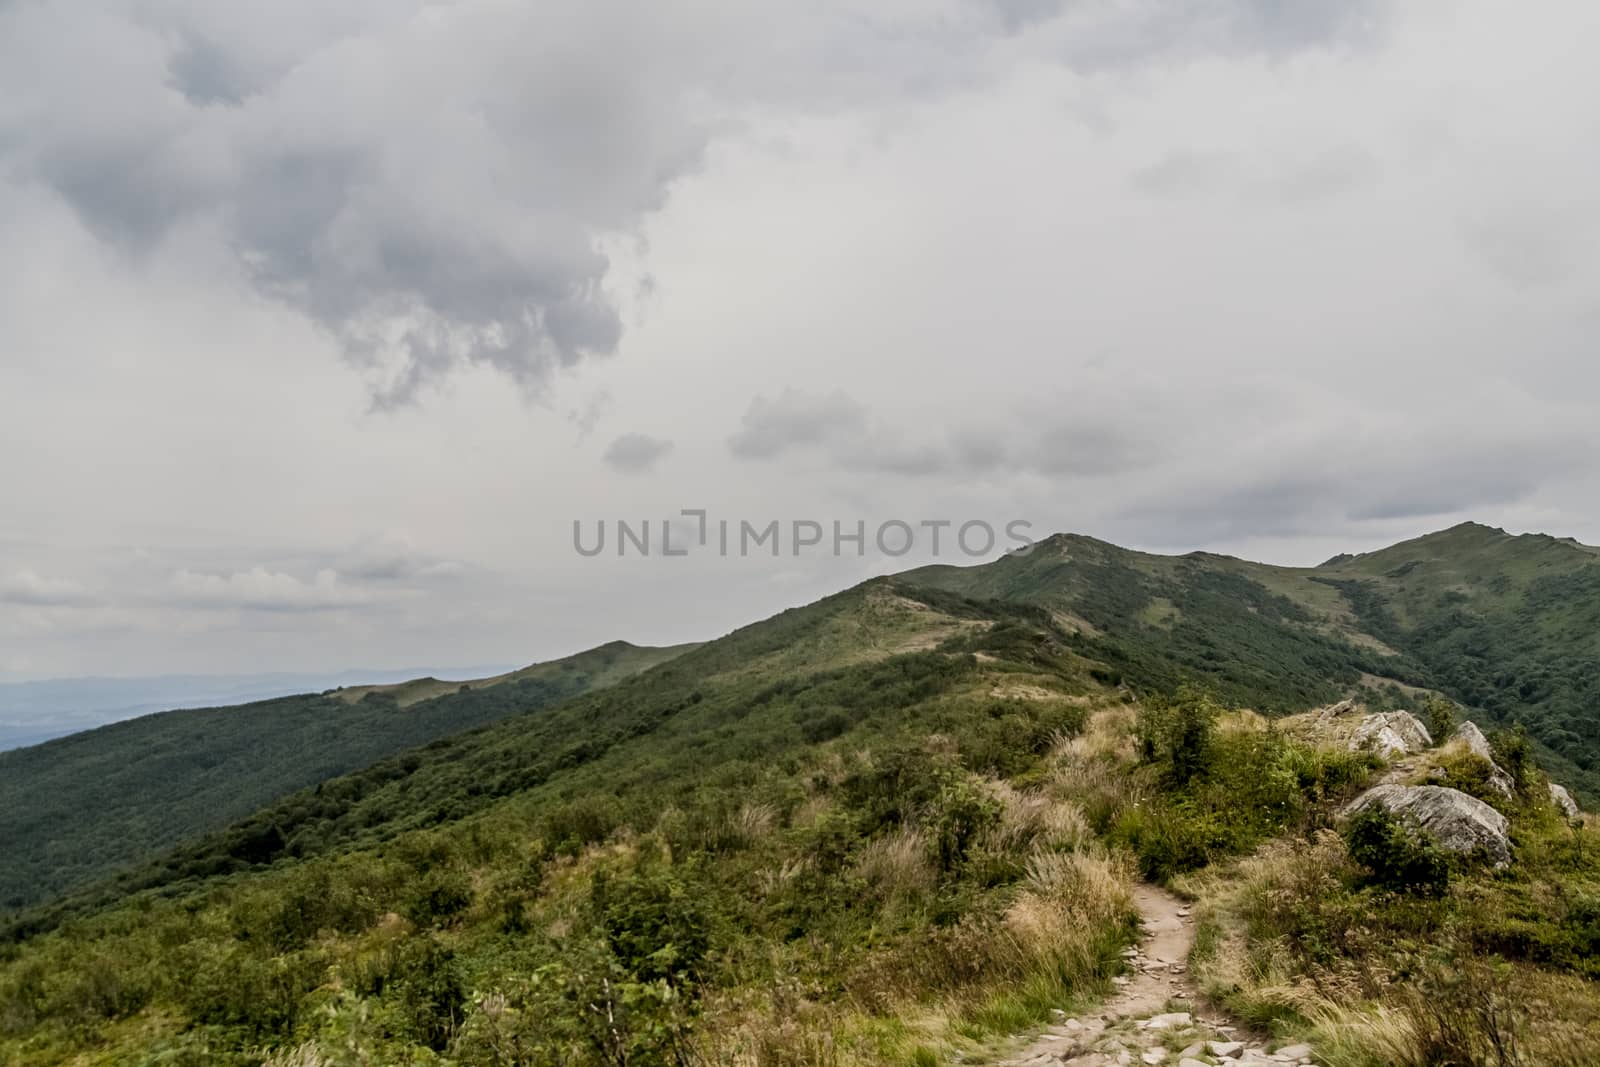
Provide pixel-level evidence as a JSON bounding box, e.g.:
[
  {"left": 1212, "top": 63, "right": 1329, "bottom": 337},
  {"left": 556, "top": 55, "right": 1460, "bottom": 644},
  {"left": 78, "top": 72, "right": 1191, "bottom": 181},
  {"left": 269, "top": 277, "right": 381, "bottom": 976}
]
[
  {"left": 388, "top": 939, "right": 465, "bottom": 1051},
  {"left": 590, "top": 863, "right": 712, "bottom": 988},
  {"left": 927, "top": 776, "right": 1002, "bottom": 874},
  {"left": 1343, "top": 809, "right": 1452, "bottom": 896},
  {"left": 1138, "top": 685, "right": 1219, "bottom": 786},
  {"left": 405, "top": 868, "right": 473, "bottom": 929},
  {"left": 1492, "top": 725, "right": 1537, "bottom": 796},
  {"left": 1425, "top": 696, "right": 1456, "bottom": 746},
  {"left": 543, "top": 795, "right": 625, "bottom": 856}
]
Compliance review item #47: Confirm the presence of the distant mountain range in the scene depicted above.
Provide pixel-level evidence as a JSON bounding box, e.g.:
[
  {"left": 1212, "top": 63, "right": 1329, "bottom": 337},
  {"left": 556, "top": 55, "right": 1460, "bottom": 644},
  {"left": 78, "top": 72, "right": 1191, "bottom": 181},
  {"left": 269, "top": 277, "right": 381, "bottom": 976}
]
[
  {"left": 0, "top": 666, "right": 520, "bottom": 751},
  {"left": 0, "top": 642, "right": 693, "bottom": 911}
]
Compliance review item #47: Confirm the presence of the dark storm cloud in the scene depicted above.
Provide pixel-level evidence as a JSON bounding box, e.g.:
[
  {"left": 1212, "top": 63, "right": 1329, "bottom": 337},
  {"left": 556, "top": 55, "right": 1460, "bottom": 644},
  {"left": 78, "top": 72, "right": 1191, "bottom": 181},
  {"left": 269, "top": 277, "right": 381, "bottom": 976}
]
[{"left": 603, "top": 433, "right": 675, "bottom": 474}]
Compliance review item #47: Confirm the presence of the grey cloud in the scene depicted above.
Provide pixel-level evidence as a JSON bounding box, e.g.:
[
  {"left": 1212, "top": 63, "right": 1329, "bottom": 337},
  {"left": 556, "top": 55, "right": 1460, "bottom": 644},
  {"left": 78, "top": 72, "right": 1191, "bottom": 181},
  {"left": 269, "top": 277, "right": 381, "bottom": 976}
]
[
  {"left": 1131, "top": 145, "right": 1377, "bottom": 203},
  {"left": 1462, "top": 216, "right": 1583, "bottom": 290},
  {"left": 165, "top": 33, "right": 253, "bottom": 106},
  {"left": 0, "top": 570, "right": 96, "bottom": 607},
  {"left": 1049, "top": 0, "right": 1385, "bottom": 71},
  {"left": 1130, "top": 150, "right": 1236, "bottom": 197},
  {"left": 728, "top": 389, "right": 868, "bottom": 459},
  {"left": 0, "top": 1, "right": 713, "bottom": 405},
  {"left": 0, "top": 0, "right": 1401, "bottom": 408},
  {"left": 1268, "top": 145, "right": 1379, "bottom": 203},
  {"left": 603, "top": 433, "right": 675, "bottom": 474},
  {"left": 1116, "top": 430, "right": 1585, "bottom": 546},
  {"left": 730, "top": 389, "right": 1164, "bottom": 480},
  {"left": 989, "top": 0, "right": 1066, "bottom": 33}
]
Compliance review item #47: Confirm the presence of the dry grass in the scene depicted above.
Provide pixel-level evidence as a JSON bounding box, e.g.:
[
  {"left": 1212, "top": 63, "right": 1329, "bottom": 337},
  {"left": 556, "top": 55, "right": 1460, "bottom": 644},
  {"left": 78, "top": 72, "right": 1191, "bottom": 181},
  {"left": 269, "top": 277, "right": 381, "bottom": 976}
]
[
  {"left": 261, "top": 1044, "right": 335, "bottom": 1067},
  {"left": 854, "top": 827, "right": 935, "bottom": 903},
  {"left": 981, "top": 781, "right": 1093, "bottom": 855},
  {"left": 1184, "top": 832, "right": 1600, "bottom": 1067},
  {"left": 709, "top": 846, "right": 1136, "bottom": 1067}
]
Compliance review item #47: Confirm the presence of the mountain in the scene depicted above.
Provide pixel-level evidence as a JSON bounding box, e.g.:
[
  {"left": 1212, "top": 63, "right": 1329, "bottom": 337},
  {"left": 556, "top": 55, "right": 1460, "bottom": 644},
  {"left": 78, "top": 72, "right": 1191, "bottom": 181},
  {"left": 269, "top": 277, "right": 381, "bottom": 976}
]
[
  {"left": 0, "top": 641, "right": 693, "bottom": 912},
  {"left": 907, "top": 523, "right": 1600, "bottom": 797},
  {"left": 0, "top": 666, "right": 522, "bottom": 752},
  {"left": 2, "top": 524, "right": 1598, "bottom": 1065}
]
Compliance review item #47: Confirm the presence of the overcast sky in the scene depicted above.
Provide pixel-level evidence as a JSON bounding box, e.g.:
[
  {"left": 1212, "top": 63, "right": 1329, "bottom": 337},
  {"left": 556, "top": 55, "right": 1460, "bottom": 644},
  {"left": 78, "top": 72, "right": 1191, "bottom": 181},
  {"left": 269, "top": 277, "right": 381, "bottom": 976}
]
[{"left": 2, "top": 0, "right": 1598, "bottom": 682}]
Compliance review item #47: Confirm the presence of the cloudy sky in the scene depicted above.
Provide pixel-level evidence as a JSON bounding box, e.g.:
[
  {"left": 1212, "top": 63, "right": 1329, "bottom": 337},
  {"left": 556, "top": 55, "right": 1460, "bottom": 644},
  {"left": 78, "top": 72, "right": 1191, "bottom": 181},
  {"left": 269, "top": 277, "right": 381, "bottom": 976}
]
[{"left": 2, "top": 0, "right": 1598, "bottom": 682}]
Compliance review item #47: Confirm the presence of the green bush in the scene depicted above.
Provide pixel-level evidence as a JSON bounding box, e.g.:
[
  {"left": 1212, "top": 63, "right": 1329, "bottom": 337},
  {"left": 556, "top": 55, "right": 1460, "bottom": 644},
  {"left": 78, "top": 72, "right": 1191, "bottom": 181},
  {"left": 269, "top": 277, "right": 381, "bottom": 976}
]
[
  {"left": 927, "top": 776, "right": 1002, "bottom": 874},
  {"left": 1138, "top": 685, "right": 1219, "bottom": 786},
  {"left": 1344, "top": 809, "right": 1452, "bottom": 896},
  {"left": 543, "top": 795, "right": 625, "bottom": 857},
  {"left": 1424, "top": 696, "right": 1456, "bottom": 746},
  {"left": 590, "top": 862, "right": 712, "bottom": 988},
  {"left": 405, "top": 868, "right": 473, "bottom": 929},
  {"left": 1493, "top": 725, "right": 1537, "bottom": 796}
]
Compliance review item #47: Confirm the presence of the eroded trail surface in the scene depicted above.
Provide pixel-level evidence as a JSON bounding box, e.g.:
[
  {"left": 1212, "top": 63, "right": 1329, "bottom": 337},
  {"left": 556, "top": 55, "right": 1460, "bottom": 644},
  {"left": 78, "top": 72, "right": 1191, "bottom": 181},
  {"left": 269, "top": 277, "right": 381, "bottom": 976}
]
[{"left": 996, "top": 885, "right": 1314, "bottom": 1067}]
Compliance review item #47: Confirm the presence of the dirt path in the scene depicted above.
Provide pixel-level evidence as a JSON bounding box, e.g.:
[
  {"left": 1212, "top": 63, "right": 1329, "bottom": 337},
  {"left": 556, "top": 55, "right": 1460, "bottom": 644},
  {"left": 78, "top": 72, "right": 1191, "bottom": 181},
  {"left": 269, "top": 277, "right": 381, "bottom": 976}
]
[{"left": 994, "top": 885, "right": 1313, "bottom": 1067}]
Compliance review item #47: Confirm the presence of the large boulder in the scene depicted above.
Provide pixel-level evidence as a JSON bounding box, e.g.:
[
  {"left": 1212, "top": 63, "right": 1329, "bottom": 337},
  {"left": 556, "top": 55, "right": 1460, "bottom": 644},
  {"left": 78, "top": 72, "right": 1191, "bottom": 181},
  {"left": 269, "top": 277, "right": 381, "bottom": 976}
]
[
  {"left": 1550, "top": 782, "right": 1582, "bottom": 821},
  {"left": 1350, "top": 711, "right": 1433, "bottom": 758},
  {"left": 1344, "top": 784, "right": 1511, "bottom": 867},
  {"left": 1449, "top": 722, "right": 1515, "bottom": 798}
]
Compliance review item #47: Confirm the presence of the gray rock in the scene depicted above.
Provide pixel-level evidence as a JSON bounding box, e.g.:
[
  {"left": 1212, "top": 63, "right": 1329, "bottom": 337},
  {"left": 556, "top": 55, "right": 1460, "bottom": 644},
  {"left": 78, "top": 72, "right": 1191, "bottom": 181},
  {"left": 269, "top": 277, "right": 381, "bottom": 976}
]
[
  {"left": 1351, "top": 711, "right": 1432, "bottom": 756},
  {"left": 1273, "top": 1044, "right": 1312, "bottom": 1060},
  {"left": 1318, "top": 698, "right": 1360, "bottom": 719},
  {"left": 1453, "top": 720, "right": 1494, "bottom": 760},
  {"left": 1550, "top": 782, "right": 1582, "bottom": 820},
  {"left": 1450, "top": 722, "right": 1516, "bottom": 797},
  {"left": 1344, "top": 784, "right": 1512, "bottom": 867},
  {"left": 1208, "top": 1040, "right": 1244, "bottom": 1058}
]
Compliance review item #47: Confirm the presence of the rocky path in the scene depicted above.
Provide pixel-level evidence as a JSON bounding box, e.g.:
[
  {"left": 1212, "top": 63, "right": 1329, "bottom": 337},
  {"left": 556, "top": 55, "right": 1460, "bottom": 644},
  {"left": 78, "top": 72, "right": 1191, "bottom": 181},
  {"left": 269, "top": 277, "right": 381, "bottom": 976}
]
[{"left": 994, "top": 885, "right": 1314, "bottom": 1067}]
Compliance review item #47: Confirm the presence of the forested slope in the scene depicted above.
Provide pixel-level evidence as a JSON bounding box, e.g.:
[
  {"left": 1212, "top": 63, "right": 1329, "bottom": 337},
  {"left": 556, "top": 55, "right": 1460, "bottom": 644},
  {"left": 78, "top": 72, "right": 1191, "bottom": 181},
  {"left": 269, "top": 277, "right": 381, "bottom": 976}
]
[{"left": 0, "top": 641, "right": 690, "bottom": 911}]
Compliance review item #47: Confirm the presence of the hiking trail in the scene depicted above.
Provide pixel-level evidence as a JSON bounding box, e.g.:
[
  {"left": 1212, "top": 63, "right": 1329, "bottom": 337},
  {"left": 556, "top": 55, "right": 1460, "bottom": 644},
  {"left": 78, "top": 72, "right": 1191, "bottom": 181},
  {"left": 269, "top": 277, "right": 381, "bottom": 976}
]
[{"left": 993, "top": 884, "right": 1314, "bottom": 1067}]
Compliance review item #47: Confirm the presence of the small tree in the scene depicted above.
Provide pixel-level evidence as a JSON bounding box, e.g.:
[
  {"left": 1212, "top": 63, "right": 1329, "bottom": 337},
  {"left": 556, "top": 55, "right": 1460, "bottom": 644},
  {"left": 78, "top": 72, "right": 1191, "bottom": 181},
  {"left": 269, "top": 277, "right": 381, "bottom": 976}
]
[
  {"left": 1138, "top": 684, "right": 1219, "bottom": 787},
  {"left": 1491, "top": 724, "right": 1536, "bottom": 796},
  {"left": 1424, "top": 696, "right": 1455, "bottom": 746}
]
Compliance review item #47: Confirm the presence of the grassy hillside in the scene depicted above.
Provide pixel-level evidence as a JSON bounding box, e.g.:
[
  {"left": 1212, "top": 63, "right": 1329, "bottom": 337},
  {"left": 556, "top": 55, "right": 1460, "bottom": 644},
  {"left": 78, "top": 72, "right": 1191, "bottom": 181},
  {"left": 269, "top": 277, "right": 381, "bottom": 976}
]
[
  {"left": 905, "top": 524, "right": 1600, "bottom": 800},
  {"left": 0, "top": 641, "right": 690, "bottom": 913}
]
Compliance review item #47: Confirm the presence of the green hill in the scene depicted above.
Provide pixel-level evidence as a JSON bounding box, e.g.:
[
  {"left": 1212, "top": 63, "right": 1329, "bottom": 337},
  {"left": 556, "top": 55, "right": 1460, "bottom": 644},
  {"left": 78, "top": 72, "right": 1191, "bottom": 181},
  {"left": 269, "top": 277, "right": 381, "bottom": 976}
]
[{"left": 0, "top": 641, "right": 692, "bottom": 913}]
